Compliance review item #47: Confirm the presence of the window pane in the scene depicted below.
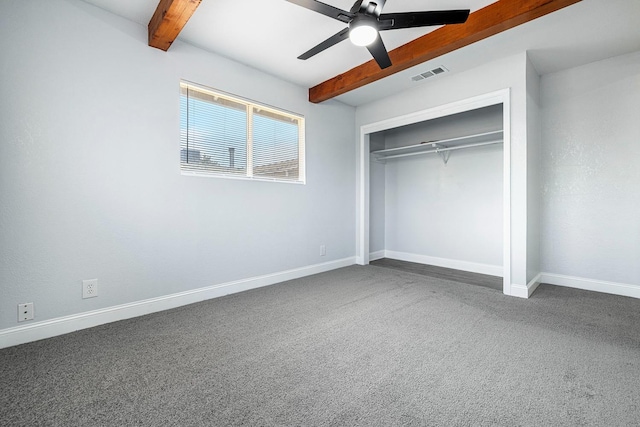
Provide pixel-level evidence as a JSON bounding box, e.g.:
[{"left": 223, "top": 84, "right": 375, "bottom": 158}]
[
  {"left": 180, "top": 86, "right": 247, "bottom": 175},
  {"left": 252, "top": 108, "right": 300, "bottom": 181},
  {"left": 179, "top": 82, "right": 304, "bottom": 183}
]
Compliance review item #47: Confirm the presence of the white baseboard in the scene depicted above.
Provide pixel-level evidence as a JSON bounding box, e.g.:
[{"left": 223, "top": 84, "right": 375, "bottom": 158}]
[
  {"left": 369, "top": 250, "right": 385, "bottom": 261},
  {"left": 0, "top": 257, "right": 356, "bottom": 350},
  {"left": 510, "top": 273, "right": 542, "bottom": 299},
  {"left": 384, "top": 250, "right": 503, "bottom": 277},
  {"left": 540, "top": 273, "right": 640, "bottom": 299}
]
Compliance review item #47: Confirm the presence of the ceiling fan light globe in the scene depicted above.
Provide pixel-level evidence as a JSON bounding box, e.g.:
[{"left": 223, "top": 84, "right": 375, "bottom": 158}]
[{"left": 349, "top": 25, "right": 378, "bottom": 46}]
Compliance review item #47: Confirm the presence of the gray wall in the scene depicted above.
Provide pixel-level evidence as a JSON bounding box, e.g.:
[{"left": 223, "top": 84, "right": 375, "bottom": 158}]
[
  {"left": 371, "top": 106, "right": 503, "bottom": 267},
  {"left": 369, "top": 133, "right": 386, "bottom": 253},
  {"left": 0, "top": 0, "right": 356, "bottom": 330},
  {"left": 540, "top": 50, "right": 640, "bottom": 285},
  {"left": 526, "top": 56, "right": 542, "bottom": 283}
]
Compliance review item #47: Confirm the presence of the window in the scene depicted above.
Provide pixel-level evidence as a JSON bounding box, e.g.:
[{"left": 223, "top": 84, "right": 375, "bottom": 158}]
[{"left": 180, "top": 82, "right": 305, "bottom": 183}]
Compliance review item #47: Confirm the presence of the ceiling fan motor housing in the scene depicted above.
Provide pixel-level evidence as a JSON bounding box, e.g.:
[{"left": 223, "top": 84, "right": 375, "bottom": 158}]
[
  {"left": 359, "top": 0, "right": 386, "bottom": 17},
  {"left": 349, "top": 14, "right": 379, "bottom": 30}
]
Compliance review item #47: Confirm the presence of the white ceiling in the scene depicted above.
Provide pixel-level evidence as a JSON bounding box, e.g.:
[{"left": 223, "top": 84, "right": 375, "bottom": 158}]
[{"left": 82, "top": 0, "right": 640, "bottom": 106}]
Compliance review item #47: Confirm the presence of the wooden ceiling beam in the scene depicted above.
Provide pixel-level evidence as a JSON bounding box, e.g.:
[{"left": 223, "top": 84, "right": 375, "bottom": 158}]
[
  {"left": 309, "top": 0, "right": 582, "bottom": 103},
  {"left": 148, "top": 0, "right": 202, "bottom": 51}
]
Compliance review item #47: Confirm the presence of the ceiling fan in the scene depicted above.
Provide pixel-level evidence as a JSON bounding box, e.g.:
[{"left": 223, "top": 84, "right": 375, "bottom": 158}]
[{"left": 287, "top": 0, "right": 470, "bottom": 69}]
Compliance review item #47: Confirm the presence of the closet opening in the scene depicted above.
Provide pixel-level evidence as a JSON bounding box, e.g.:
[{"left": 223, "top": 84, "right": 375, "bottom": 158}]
[{"left": 358, "top": 89, "right": 512, "bottom": 295}]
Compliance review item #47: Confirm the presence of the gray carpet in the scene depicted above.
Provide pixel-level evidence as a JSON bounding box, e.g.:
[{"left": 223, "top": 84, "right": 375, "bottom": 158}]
[
  {"left": 371, "top": 258, "right": 503, "bottom": 291},
  {"left": 1, "top": 265, "right": 640, "bottom": 426}
]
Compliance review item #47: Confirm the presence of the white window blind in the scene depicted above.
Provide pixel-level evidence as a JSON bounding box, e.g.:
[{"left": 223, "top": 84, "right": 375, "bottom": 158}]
[{"left": 180, "top": 82, "right": 305, "bottom": 183}]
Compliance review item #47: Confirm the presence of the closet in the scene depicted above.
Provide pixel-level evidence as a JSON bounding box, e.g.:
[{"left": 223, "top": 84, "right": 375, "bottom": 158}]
[{"left": 369, "top": 104, "right": 504, "bottom": 276}]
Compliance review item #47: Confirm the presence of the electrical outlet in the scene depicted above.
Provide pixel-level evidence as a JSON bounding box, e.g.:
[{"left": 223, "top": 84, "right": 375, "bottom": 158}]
[
  {"left": 18, "top": 303, "right": 34, "bottom": 322},
  {"left": 82, "top": 279, "right": 98, "bottom": 299},
  {"left": 320, "top": 245, "right": 326, "bottom": 256}
]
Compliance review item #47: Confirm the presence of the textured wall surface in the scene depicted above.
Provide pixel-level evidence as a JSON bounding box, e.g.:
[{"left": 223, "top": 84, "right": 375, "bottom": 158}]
[
  {"left": 0, "top": 0, "right": 356, "bottom": 330},
  {"left": 540, "top": 50, "right": 640, "bottom": 285},
  {"left": 526, "top": 56, "right": 542, "bottom": 283}
]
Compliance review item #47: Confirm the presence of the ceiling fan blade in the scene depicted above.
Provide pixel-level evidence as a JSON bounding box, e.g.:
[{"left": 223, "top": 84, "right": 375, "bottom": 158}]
[
  {"left": 349, "top": 0, "right": 364, "bottom": 13},
  {"left": 298, "top": 28, "right": 350, "bottom": 60},
  {"left": 286, "top": 0, "right": 354, "bottom": 23},
  {"left": 366, "top": 34, "right": 392, "bottom": 69},
  {"left": 379, "top": 10, "right": 470, "bottom": 30}
]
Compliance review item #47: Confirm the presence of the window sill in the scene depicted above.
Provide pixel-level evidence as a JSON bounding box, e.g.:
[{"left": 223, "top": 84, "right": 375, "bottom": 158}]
[{"left": 180, "top": 170, "right": 306, "bottom": 185}]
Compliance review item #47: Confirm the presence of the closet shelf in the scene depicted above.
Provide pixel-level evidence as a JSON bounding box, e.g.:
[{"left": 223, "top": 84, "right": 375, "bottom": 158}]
[{"left": 372, "top": 130, "right": 503, "bottom": 163}]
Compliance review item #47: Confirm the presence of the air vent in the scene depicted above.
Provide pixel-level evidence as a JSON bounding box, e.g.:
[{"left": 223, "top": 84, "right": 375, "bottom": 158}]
[{"left": 411, "top": 66, "right": 448, "bottom": 82}]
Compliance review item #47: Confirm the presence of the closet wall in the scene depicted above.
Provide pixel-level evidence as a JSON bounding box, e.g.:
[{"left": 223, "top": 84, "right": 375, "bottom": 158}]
[
  {"left": 370, "top": 105, "right": 503, "bottom": 271},
  {"left": 369, "top": 133, "right": 387, "bottom": 255}
]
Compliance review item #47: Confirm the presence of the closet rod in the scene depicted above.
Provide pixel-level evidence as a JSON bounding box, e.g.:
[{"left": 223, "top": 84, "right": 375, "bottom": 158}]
[{"left": 377, "top": 139, "right": 502, "bottom": 161}]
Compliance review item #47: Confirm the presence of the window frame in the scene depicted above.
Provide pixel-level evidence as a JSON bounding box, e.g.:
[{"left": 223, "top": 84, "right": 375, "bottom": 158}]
[{"left": 179, "top": 81, "right": 306, "bottom": 184}]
